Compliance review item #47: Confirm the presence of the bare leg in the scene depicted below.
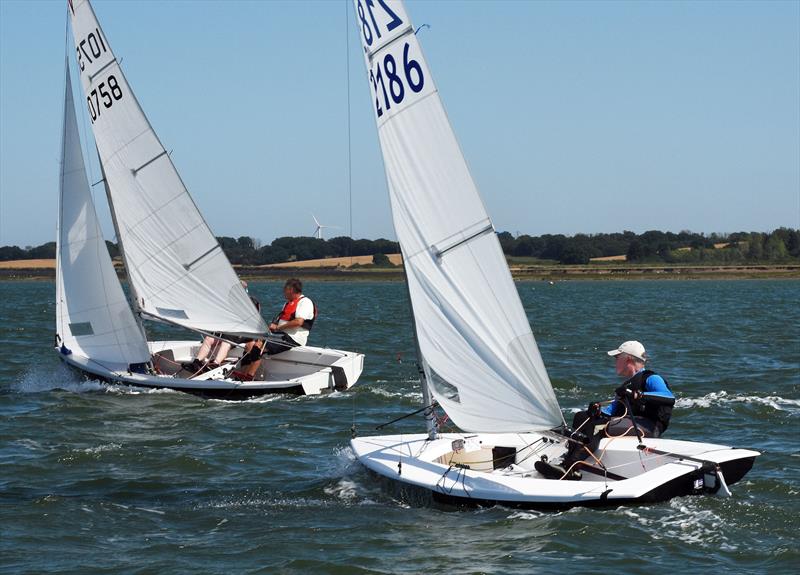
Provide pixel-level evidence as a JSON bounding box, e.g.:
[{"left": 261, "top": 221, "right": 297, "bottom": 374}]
[
  {"left": 195, "top": 336, "right": 217, "bottom": 361},
  {"left": 212, "top": 342, "right": 233, "bottom": 365},
  {"left": 234, "top": 341, "right": 264, "bottom": 381}
]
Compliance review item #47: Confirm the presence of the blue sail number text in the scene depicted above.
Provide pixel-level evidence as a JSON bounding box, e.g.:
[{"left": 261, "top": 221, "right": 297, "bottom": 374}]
[
  {"left": 357, "top": 0, "right": 403, "bottom": 47},
  {"left": 370, "top": 42, "right": 424, "bottom": 118}
]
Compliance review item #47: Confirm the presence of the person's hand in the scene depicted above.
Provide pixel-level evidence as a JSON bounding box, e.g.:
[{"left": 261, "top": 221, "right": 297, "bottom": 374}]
[
  {"left": 587, "top": 402, "right": 601, "bottom": 417},
  {"left": 268, "top": 322, "right": 278, "bottom": 332},
  {"left": 615, "top": 386, "right": 641, "bottom": 401}
]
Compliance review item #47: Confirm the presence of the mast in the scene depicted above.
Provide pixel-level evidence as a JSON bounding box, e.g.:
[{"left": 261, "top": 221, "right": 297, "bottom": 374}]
[
  {"left": 97, "top": 158, "right": 147, "bottom": 341},
  {"left": 400, "top": 248, "right": 437, "bottom": 440},
  {"left": 55, "top": 56, "right": 70, "bottom": 345}
]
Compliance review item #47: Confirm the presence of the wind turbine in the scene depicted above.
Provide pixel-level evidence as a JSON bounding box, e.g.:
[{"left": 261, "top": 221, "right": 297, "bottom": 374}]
[{"left": 311, "top": 214, "right": 341, "bottom": 239}]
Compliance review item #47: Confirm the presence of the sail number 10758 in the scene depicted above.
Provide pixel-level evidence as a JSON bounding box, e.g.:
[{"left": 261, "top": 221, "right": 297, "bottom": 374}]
[
  {"left": 87, "top": 75, "right": 123, "bottom": 124},
  {"left": 370, "top": 42, "right": 425, "bottom": 118}
]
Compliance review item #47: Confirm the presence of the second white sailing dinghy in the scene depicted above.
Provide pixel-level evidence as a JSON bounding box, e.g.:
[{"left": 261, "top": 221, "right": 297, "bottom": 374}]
[
  {"left": 348, "top": 0, "right": 758, "bottom": 508},
  {"left": 55, "top": 0, "right": 363, "bottom": 398}
]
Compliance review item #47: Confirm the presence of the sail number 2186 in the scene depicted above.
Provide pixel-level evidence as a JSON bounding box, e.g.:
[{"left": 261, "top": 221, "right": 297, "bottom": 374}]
[{"left": 370, "top": 42, "right": 424, "bottom": 118}]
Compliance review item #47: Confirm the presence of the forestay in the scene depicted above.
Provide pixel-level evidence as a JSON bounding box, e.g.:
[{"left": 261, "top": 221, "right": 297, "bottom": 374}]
[
  {"left": 56, "top": 64, "right": 151, "bottom": 368},
  {"left": 352, "top": 0, "right": 563, "bottom": 432},
  {"left": 68, "top": 0, "right": 266, "bottom": 338}
]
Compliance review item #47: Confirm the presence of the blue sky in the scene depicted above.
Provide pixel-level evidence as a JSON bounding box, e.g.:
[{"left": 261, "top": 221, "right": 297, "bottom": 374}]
[{"left": 1, "top": 0, "right": 798, "bottom": 248}]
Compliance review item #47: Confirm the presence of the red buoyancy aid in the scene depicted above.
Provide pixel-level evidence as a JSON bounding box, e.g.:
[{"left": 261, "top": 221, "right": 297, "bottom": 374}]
[{"left": 278, "top": 295, "right": 317, "bottom": 329}]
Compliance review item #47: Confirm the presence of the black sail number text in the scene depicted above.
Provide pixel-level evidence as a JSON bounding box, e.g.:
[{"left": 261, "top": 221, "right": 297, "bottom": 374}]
[
  {"left": 370, "top": 42, "right": 424, "bottom": 118},
  {"left": 76, "top": 28, "right": 108, "bottom": 72},
  {"left": 87, "top": 75, "right": 123, "bottom": 123}
]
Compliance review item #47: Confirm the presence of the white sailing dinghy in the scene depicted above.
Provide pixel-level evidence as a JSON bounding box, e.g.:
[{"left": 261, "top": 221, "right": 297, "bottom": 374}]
[
  {"left": 55, "top": 0, "right": 363, "bottom": 398},
  {"left": 348, "top": 0, "right": 757, "bottom": 508}
]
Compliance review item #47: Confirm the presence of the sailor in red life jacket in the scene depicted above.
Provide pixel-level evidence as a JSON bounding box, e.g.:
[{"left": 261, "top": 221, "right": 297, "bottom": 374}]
[{"left": 234, "top": 278, "right": 316, "bottom": 381}]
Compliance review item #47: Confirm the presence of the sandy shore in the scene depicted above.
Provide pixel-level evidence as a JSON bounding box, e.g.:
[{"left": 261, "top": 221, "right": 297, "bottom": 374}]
[
  {"left": 260, "top": 254, "right": 403, "bottom": 268},
  {"left": 1, "top": 258, "right": 798, "bottom": 281},
  {"left": 0, "top": 259, "right": 56, "bottom": 269}
]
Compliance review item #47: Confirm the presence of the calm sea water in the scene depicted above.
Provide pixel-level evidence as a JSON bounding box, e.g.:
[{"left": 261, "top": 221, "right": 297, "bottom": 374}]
[{"left": 1, "top": 280, "right": 798, "bottom": 574}]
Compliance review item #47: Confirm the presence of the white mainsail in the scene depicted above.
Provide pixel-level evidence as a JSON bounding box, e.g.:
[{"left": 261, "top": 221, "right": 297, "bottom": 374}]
[
  {"left": 352, "top": 0, "right": 563, "bottom": 432},
  {"left": 68, "top": 0, "right": 266, "bottom": 337},
  {"left": 56, "top": 64, "right": 151, "bottom": 368}
]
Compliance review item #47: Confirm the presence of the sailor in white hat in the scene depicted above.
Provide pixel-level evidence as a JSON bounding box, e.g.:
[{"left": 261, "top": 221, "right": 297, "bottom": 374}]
[{"left": 536, "top": 340, "right": 675, "bottom": 481}]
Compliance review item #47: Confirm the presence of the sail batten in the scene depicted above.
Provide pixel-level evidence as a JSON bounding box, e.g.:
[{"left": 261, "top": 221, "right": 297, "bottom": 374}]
[
  {"left": 353, "top": 0, "right": 563, "bottom": 432},
  {"left": 69, "top": 0, "right": 266, "bottom": 337}
]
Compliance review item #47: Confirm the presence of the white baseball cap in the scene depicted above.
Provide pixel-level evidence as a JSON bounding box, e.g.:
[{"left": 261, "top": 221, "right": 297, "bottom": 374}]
[{"left": 607, "top": 340, "right": 647, "bottom": 361}]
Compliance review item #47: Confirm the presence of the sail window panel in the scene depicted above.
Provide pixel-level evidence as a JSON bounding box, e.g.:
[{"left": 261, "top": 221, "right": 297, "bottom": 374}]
[
  {"left": 69, "top": 322, "right": 95, "bottom": 337},
  {"left": 155, "top": 308, "right": 189, "bottom": 320},
  {"left": 427, "top": 367, "right": 460, "bottom": 403}
]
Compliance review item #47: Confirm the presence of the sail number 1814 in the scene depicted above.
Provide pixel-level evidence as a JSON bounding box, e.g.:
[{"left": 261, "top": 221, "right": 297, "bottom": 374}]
[{"left": 357, "top": 0, "right": 403, "bottom": 48}]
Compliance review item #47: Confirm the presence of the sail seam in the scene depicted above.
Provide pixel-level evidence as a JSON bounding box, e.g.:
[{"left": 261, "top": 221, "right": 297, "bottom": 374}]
[
  {"left": 98, "top": 127, "right": 151, "bottom": 164},
  {"left": 376, "top": 89, "right": 439, "bottom": 128},
  {"left": 124, "top": 191, "right": 194, "bottom": 236},
  {"left": 365, "top": 25, "right": 414, "bottom": 63},
  {"left": 122, "top": 221, "right": 207, "bottom": 272},
  {"left": 88, "top": 57, "right": 117, "bottom": 83}
]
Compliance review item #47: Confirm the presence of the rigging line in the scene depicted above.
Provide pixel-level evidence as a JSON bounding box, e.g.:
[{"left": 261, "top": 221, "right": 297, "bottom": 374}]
[
  {"left": 91, "top": 157, "right": 128, "bottom": 363},
  {"left": 57, "top": 18, "right": 70, "bottom": 342},
  {"left": 345, "top": 0, "right": 353, "bottom": 259}
]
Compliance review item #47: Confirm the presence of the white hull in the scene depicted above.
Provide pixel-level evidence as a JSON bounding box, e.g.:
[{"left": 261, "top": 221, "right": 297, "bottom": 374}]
[
  {"left": 57, "top": 340, "right": 364, "bottom": 398},
  {"left": 351, "top": 432, "right": 758, "bottom": 508}
]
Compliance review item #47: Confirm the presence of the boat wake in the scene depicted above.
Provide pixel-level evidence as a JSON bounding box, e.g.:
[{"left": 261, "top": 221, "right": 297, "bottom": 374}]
[
  {"left": 676, "top": 391, "right": 800, "bottom": 413},
  {"left": 321, "top": 445, "right": 408, "bottom": 507},
  {"left": 622, "top": 499, "right": 737, "bottom": 550},
  {"left": 14, "top": 365, "right": 177, "bottom": 396},
  {"left": 209, "top": 394, "right": 287, "bottom": 405},
  {"left": 364, "top": 385, "right": 423, "bottom": 402}
]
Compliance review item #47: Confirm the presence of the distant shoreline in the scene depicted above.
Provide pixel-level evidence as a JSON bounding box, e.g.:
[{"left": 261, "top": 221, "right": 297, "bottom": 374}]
[{"left": 1, "top": 258, "right": 798, "bottom": 281}]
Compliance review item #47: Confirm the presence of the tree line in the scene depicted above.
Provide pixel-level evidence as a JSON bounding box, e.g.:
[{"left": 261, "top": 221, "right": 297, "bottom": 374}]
[
  {"left": 2, "top": 228, "right": 798, "bottom": 266},
  {"left": 498, "top": 228, "right": 800, "bottom": 264}
]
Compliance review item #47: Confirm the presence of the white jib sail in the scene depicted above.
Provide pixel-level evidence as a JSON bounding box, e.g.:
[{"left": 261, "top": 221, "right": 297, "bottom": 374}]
[
  {"left": 353, "top": 0, "right": 563, "bottom": 432},
  {"left": 56, "top": 63, "right": 151, "bottom": 368},
  {"left": 68, "top": 0, "right": 266, "bottom": 337}
]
